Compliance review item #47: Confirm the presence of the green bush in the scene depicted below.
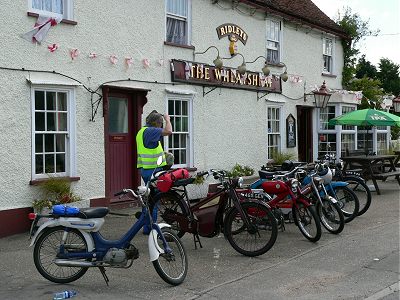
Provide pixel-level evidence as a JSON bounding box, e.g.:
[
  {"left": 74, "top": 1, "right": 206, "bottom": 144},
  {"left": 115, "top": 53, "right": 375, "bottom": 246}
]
[
  {"left": 270, "top": 151, "right": 295, "bottom": 165},
  {"left": 33, "top": 177, "right": 81, "bottom": 212},
  {"left": 226, "top": 163, "right": 255, "bottom": 178}
]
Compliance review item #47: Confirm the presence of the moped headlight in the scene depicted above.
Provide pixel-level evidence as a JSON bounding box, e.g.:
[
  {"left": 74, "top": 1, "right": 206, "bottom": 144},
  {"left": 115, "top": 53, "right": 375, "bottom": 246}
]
[{"left": 237, "top": 177, "right": 244, "bottom": 188}]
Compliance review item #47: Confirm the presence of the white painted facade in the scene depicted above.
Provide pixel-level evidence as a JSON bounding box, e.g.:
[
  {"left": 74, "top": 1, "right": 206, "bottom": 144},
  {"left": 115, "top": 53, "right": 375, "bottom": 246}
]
[{"left": 0, "top": 0, "right": 356, "bottom": 212}]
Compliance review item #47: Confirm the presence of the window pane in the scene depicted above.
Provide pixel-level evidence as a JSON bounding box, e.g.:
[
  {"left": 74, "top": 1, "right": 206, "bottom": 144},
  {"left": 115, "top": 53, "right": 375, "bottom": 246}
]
[
  {"left": 45, "top": 154, "right": 55, "bottom": 173},
  {"left": 341, "top": 133, "right": 355, "bottom": 156},
  {"left": 35, "top": 154, "right": 44, "bottom": 174},
  {"left": 182, "top": 117, "right": 188, "bottom": 131},
  {"left": 166, "top": 17, "right": 187, "bottom": 44},
  {"left": 58, "top": 92, "right": 67, "bottom": 111},
  {"left": 175, "top": 101, "right": 181, "bottom": 115},
  {"left": 180, "top": 134, "right": 187, "bottom": 148},
  {"left": 168, "top": 100, "right": 174, "bottom": 115},
  {"left": 35, "top": 134, "right": 43, "bottom": 153},
  {"left": 56, "top": 154, "right": 65, "bottom": 172},
  {"left": 174, "top": 117, "right": 181, "bottom": 132},
  {"left": 35, "top": 112, "right": 45, "bottom": 131},
  {"left": 167, "top": 0, "right": 187, "bottom": 16},
  {"left": 58, "top": 112, "right": 67, "bottom": 131},
  {"left": 56, "top": 134, "right": 65, "bottom": 152},
  {"left": 180, "top": 149, "right": 186, "bottom": 164},
  {"left": 46, "top": 92, "right": 56, "bottom": 110},
  {"left": 35, "top": 91, "right": 45, "bottom": 110},
  {"left": 182, "top": 101, "right": 188, "bottom": 115},
  {"left": 45, "top": 134, "right": 54, "bottom": 152},
  {"left": 108, "top": 98, "right": 128, "bottom": 133},
  {"left": 173, "top": 134, "right": 179, "bottom": 148},
  {"left": 47, "top": 112, "right": 56, "bottom": 131}
]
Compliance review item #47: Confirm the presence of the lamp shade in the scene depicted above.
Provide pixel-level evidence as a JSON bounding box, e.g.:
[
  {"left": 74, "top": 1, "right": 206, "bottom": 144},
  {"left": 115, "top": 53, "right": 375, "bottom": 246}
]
[{"left": 313, "top": 81, "right": 332, "bottom": 108}]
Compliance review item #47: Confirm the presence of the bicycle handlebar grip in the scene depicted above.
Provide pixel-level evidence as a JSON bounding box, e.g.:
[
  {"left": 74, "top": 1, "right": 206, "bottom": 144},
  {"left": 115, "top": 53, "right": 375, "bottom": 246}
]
[
  {"left": 196, "top": 170, "right": 209, "bottom": 177},
  {"left": 114, "top": 191, "right": 125, "bottom": 197}
]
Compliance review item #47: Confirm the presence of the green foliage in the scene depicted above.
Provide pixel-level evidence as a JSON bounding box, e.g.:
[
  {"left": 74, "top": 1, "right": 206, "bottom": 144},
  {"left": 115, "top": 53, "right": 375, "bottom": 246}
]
[
  {"left": 378, "top": 58, "right": 400, "bottom": 96},
  {"left": 33, "top": 177, "right": 81, "bottom": 211},
  {"left": 226, "top": 163, "right": 254, "bottom": 178},
  {"left": 356, "top": 55, "right": 377, "bottom": 79},
  {"left": 270, "top": 151, "right": 296, "bottom": 165},
  {"left": 348, "top": 77, "right": 383, "bottom": 109},
  {"left": 335, "top": 7, "right": 379, "bottom": 88},
  {"left": 391, "top": 126, "right": 400, "bottom": 141}
]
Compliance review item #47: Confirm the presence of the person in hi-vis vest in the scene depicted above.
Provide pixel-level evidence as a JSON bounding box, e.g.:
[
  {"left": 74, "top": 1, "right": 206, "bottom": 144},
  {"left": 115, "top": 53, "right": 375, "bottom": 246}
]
[{"left": 136, "top": 110, "right": 172, "bottom": 234}]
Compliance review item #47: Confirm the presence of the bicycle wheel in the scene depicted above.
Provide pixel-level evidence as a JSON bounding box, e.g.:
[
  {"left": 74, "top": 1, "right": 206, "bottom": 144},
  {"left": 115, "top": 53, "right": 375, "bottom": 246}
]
[
  {"left": 224, "top": 201, "right": 278, "bottom": 257},
  {"left": 33, "top": 226, "right": 88, "bottom": 283},
  {"left": 316, "top": 198, "right": 345, "bottom": 234},
  {"left": 343, "top": 177, "right": 372, "bottom": 216},
  {"left": 152, "top": 228, "right": 188, "bottom": 286},
  {"left": 157, "top": 192, "right": 187, "bottom": 238},
  {"left": 330, "top": 185, "right": 359, "bottom": 223},
  {"left": 292, "top": 203, "right": 321, "bottom": 242}
]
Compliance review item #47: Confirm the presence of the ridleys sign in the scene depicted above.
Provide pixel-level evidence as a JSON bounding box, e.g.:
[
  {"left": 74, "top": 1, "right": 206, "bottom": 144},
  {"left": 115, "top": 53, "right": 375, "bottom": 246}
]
[
  {"left": 170, "top": 59, "right": 282, "bottom": 93},
  {"left": 216, "top": 23, "right": 248, "bottom": 45}
]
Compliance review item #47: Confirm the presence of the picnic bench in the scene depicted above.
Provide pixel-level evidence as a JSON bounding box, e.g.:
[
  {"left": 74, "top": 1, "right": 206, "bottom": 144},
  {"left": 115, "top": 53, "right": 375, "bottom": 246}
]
[{"left": 341, "top": 154, "right": 400, "bottom": 195}]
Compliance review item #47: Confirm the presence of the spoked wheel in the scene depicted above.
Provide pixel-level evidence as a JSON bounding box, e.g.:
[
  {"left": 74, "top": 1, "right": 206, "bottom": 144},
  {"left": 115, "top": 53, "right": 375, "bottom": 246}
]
[
  {"left": 316, "top": 198, "right": 345, "bottom": 234},
  {"left": 224, "top": 201, "right": 278, "bottom": 257},
  {"left": 152, "top": 228, "right": 188, "bottom": 286},
  {"left": 157, "top": 192, "right": 187, "bottom": 238},
  {"left": 343, "top": 178, "right": 372, "bottom": 216},
  {"left": 292, "top": 203, "right": 321, "bottom": 242},
  {"left": 33, "top": 226, "right": 88, "bottom": 283},
  {"left": 330, "top": 186, "right": 359, "bottom": 223}
]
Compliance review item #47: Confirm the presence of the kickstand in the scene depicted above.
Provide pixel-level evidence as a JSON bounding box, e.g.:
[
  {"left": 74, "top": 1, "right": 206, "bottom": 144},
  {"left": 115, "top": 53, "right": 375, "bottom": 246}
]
[
  {"left": 98, "top": 266, "right": 109, "bottom": 286},
  {"left": 193, "top": 234, "right": 203, "bottom": 249}
]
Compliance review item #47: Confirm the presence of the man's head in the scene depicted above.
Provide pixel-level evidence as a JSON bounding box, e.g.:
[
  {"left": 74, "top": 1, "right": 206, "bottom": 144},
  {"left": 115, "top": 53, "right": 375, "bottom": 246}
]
[{"left": 146, "top": 110, "right": 163, "bottom": 128}]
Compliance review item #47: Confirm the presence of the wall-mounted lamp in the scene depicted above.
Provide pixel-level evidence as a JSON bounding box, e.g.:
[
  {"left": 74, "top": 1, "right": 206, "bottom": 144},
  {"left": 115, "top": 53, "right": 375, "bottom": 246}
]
[
  {"left": 279, "top": 62, "right": 288, "bottom": 82},
  {"left": 393, "top": 97, "right": 400, "bottom": 113},
  {"left": 312, "top": 81, "right": 332, "bottom": 108},
  {"left": 194, "top": 45, "right": 223, "bottom": 69},
  {"left": 245, "top": 55, "right": 270, "bottom": 76}
]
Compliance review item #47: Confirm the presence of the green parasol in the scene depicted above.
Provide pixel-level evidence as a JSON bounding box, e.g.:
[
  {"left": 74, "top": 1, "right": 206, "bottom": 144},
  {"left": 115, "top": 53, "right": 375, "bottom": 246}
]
[
  {"left": 328, "top": 108, "right": 400, "bottom": 155},
  {"left": 328, "top": 108, "right": 400, "bottom": 127}
]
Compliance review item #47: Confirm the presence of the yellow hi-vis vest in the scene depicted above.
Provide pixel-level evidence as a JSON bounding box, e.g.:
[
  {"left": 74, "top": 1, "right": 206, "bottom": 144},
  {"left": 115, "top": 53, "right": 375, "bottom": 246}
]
[{"left": 136, "top": 126, "right": 166, "bottom": 169}]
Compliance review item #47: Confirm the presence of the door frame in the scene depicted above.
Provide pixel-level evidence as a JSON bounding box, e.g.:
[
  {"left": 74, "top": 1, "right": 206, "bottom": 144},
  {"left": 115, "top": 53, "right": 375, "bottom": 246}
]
[
  {"left": 102, "top": 86, "right": 149, "bottom": 200},
  {"left": 296, "top": 105, "right": 313, "bottom": 163}
]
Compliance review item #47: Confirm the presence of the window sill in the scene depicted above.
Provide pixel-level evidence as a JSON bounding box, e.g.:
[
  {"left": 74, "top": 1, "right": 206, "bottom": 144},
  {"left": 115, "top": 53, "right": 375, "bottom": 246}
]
[
  {"left": 30, "top": 176, "right": 80, "bottom": 186},
  {"left": 27, "top": 12, "right": 77, "bottom": 25},
  {"left": 164, "top": 41, "right": 195, "bottom": 50},
  {"left": 267, "top": 62, "right": 286, "bottom": 68},
  {"left": 321, "top": 73, "right": 337, "bottom": 78}
]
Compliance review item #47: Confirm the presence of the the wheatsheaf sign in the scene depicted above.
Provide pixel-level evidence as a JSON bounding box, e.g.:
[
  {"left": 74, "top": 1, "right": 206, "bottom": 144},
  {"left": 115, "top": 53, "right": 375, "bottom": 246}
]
[{"left": 170, "top": 59, "right": 282, "bottom": 93}]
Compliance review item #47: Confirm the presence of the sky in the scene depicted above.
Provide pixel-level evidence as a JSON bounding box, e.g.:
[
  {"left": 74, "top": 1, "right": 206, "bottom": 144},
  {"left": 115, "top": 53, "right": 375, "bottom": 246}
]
[{"left": 312, "top": 0, "right": 400, "bottom": 68}]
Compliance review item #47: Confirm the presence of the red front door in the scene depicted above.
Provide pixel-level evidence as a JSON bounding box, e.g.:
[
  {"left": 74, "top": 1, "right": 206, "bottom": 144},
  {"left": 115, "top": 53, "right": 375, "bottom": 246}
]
[{"left": 103, "top": 88, "right": 148, "bottom": 202}]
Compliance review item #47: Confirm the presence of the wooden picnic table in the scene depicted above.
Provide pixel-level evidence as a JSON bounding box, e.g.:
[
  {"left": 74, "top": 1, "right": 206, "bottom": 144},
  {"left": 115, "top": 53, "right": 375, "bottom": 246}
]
[
  {"left": 341, "top": 154, "right": 400, "bottom": 195},
  {"left": 394, "top": 150, "right": 400, "bottom": 167}
]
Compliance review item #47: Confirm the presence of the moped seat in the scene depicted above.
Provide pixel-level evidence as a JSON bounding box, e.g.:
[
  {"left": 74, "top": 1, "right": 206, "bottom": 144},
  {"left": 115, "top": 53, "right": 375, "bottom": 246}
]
[
  {"left": 77, "top": 207, "right": 109, "bottom": 219},
  {"left": 258, "top": 170, "right": 276, "bottom": 179}
]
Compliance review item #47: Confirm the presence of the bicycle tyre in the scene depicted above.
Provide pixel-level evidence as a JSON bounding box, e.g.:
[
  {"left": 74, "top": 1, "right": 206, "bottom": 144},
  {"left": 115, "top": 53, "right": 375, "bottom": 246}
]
[
  {"left": 329, "top": 185, "right": 359, "bottom": 223},
  {"left": 224, "top": 201, "right": 278, "bottom": 257},
  {"left": 152, "top": 228, "right": 188, "bottom": 286},
  {"left": 33, "top": 226, "right": 88, "bottom": 283},
  {"left": 342, "top": 176, "right": 372, "bottom": 216},
  {"left": 157, "top": 192, "right": 188, "bottom": 238},
  {"left": 292, "top": 203, "right": 322, "bottom": 242},
  {"left": 316, "top": 199, "right": 345, "bottom": 234}
]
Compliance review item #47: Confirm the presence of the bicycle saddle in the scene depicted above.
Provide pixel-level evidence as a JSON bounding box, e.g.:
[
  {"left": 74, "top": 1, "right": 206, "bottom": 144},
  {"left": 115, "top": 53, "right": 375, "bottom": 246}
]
[
  {"left": 258, "top": 170, "right": 276, "bottom": 179},
  {"left": 76, "top": 207, "right": 109, "bottom": 219}
]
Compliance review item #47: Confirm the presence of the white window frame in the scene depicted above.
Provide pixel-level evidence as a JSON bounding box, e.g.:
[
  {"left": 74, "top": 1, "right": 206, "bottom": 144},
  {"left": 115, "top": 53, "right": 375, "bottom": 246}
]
[
  {"left": 266, "top": 105, "right": 283, "bottom": 159},
  {"left": 165, "top": 0, "right": 192, "bottom": 45},
  {"left": 165, "top": 93, "right": 194, "bottom": 168},
  {"left": 266, "top": 18, "right": 282, "bottom": 64},
  {"left": 322, "top": 36, "right": 335, "bottom": 74},
  {"left": 28, "top": 0, "right": 74, "bottom": 20},
  {"left": 316, "top": 105, "right": 337, "bottom": 159},
  {"left": 31, "top": 85, "right": 77, "bottom": 180}
]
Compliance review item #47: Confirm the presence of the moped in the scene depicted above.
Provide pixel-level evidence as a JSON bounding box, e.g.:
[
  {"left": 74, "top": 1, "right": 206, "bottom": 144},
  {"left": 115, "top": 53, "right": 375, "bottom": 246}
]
[{"left": 29, "top": 158, "right": 188, "bottom": 286}]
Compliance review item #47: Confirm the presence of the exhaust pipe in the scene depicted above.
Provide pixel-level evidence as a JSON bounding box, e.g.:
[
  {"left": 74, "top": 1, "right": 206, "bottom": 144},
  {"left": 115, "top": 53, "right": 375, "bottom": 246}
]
[{"left": 55, "top": 259, "right": 100, "bottom": 267}]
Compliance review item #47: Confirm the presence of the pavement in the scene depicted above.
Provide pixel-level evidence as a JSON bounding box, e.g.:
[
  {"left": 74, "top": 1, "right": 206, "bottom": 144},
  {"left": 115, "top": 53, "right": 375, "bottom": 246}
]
[{"left": 0, "top": 179, "right": 399, "bottom": 300}]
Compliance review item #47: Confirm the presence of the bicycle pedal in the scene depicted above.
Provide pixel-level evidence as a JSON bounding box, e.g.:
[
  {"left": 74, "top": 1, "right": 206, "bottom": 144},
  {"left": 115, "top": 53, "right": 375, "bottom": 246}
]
[{"left": 126, "top": 244, "right": 139, "bottom": 260}]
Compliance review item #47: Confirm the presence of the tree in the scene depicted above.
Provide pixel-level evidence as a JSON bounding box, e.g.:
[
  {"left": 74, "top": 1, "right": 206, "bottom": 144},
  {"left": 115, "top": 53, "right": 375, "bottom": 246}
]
[
  {"left": 335, "top": 7, "right": 379, "bottom": 88},
  {"left": 377, "top": 58, "right": 400, "bottom": 96},
  {"left": 355, "top": 55, "right": 377, "bottom": 79},
  {"left": 348, "top": 77, "right": 383, "bottom": 109}
]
